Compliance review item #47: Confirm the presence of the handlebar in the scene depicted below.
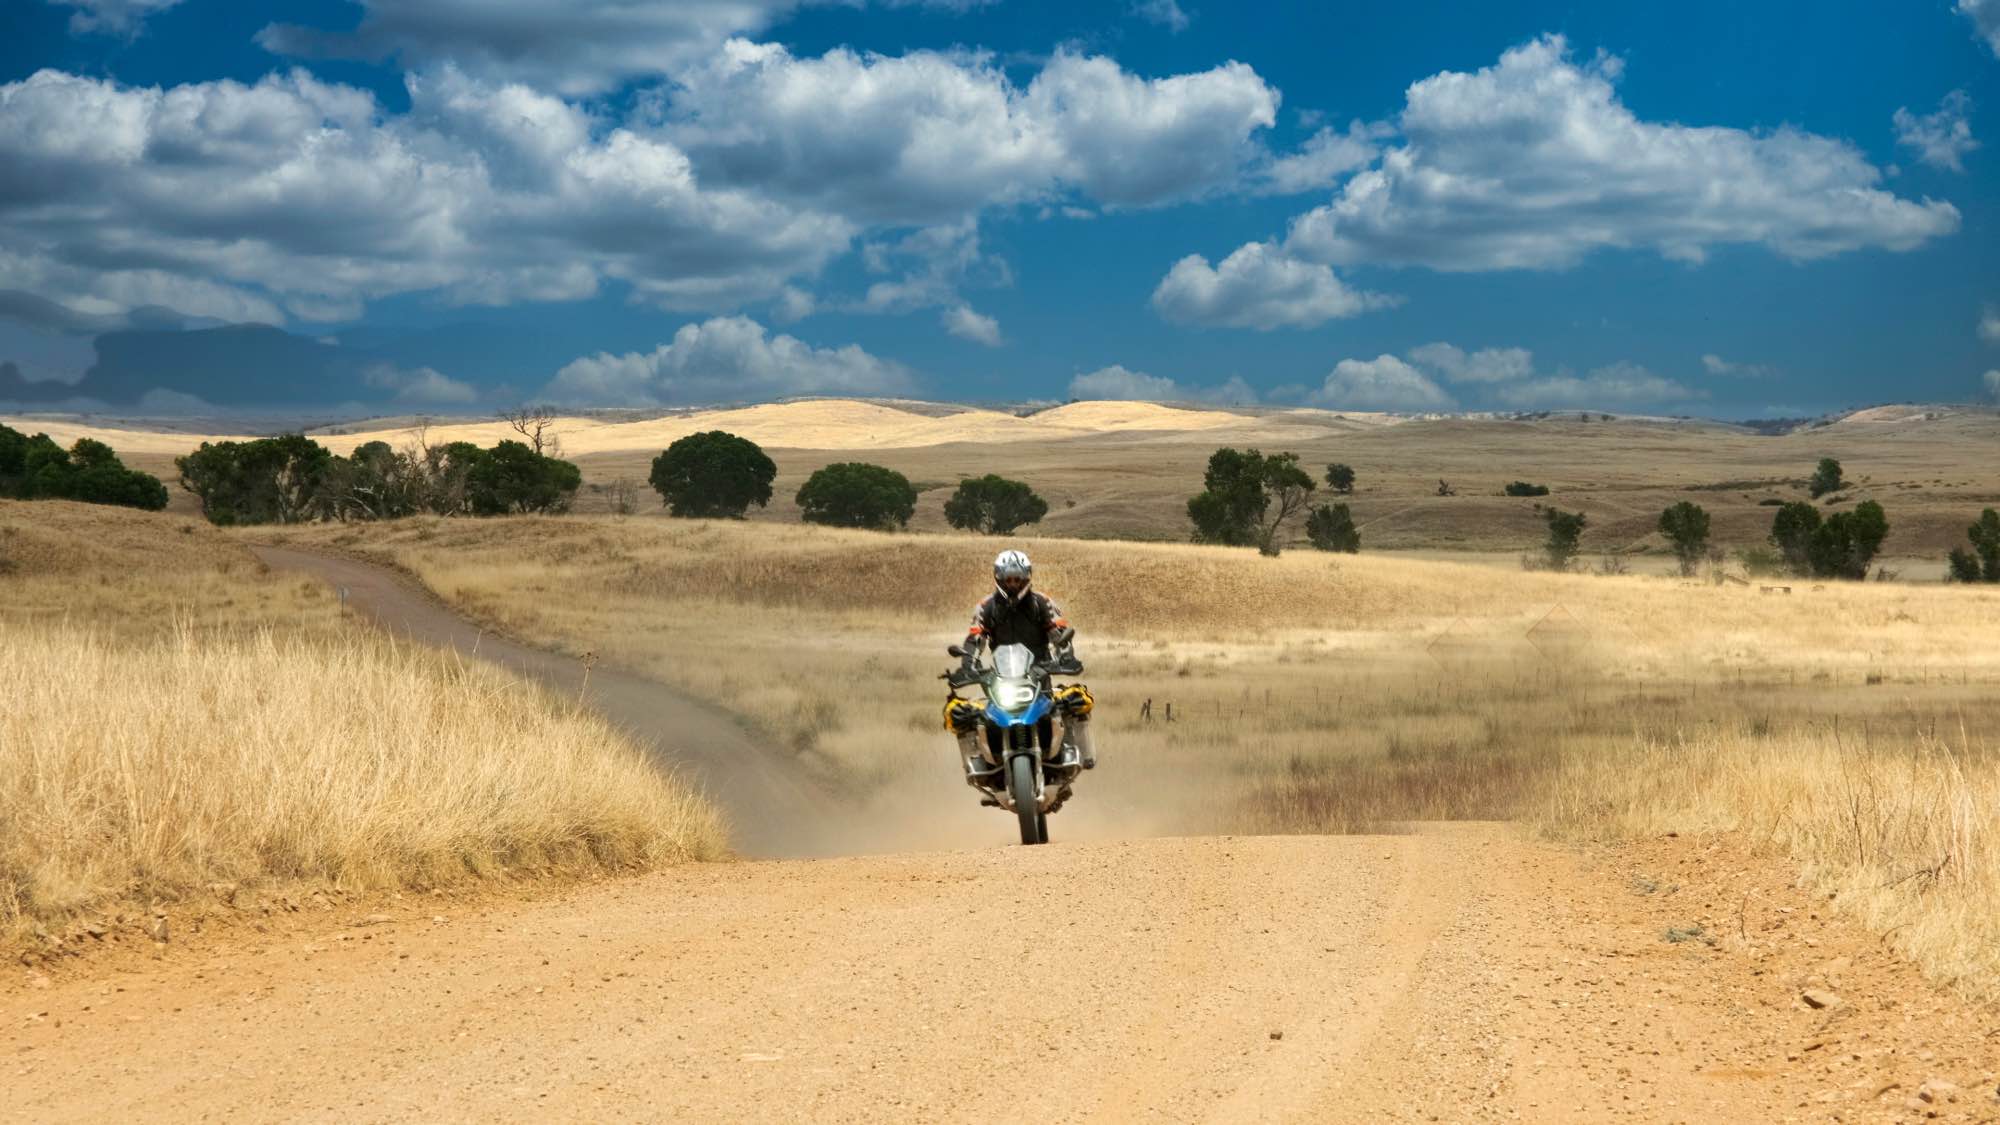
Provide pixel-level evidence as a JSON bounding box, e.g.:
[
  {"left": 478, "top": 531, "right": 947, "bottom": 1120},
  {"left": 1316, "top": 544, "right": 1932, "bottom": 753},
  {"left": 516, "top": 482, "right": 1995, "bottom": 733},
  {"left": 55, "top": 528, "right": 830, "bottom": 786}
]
[{"left": 942, "top": 652, "right": 1084, "bottom": 694}]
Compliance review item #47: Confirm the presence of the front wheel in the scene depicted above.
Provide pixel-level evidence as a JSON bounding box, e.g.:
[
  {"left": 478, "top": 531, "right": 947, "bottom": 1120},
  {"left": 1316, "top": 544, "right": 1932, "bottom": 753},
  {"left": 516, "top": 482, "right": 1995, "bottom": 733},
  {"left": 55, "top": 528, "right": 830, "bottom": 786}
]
[{"left": 1009, "top": 754, "right": 1044, "bottom": 845}]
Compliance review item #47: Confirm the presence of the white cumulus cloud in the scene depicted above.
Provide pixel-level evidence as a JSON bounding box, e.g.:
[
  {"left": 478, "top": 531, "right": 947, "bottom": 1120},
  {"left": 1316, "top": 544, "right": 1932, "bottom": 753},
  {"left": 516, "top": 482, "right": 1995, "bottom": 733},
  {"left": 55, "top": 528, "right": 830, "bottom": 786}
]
[
  {"left": 1261, "top": 120, "right": 1387, "bottom": 195},
  {"left": 0, "top": 67, "right": 852, "bottom": 326},
  {"left": 1308, "top": 356, "right": 1454, "bottom": 411},
  {"left": 1067, "top": 365, "right": 1255, "bottom": 404},
  {"left": 1894, "top": 91, "right": 1979, "bottom": 173},
  {"left": 1130, "top": 0, "right": 1190, "bottom": 32},
  {"left": 664, "top": 43, "right": 1280, "bottom": 225},
  {"left": 258, "top": 0, "right": 991, "bottom": 95},
  {"left": 1980, "top": 305, "right": 2000, "bottom": 344},
  {"left": 942, "top": 305, "right": 1002, "bottom": 346},
  {"left": 543, "top": 316, "right": 913, "bottom": 405},
  {"left": 1492, "top": 362, "right": 1702, "bottom": 410},
  {"left": 1701, "top": 354, "right": 1776, "bottom": 378},
  {"left": 48, "top": 0, "right": 183, "bottom": 35},
  {"left": 1152, "top": 241, "right": 1392, "bottom": 330},
  {"left": 4, "top": 32, "right": 1295, "bottom": 336},
  {"left": 1407, "top": 342, "right": 1534, "bottom": 383},
  {"left": 1281, "top": 36, "right": 1959, "bottom": 271},
  {"left": 1960, "top": 0, "right": 2000, "bottom": 57},
  {"left": 362, "top": 363, "right": 480, "bottom": 405},
  {"left": 1985, "top": 370, "right": 2000, "bottom": 401}
]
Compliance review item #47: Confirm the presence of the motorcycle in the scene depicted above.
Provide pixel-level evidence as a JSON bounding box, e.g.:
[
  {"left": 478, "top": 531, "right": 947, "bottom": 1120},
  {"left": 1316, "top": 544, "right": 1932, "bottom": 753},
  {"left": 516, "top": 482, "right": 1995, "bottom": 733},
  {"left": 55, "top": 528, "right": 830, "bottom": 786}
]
[{"left": 943, "top": 641, "right": 1091, "bottom": 845}]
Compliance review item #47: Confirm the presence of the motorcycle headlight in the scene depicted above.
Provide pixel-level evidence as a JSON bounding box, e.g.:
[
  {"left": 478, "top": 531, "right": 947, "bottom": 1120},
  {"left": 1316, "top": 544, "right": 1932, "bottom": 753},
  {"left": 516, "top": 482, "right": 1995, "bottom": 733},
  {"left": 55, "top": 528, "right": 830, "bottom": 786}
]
[{"left": 1006, "top": 685, "right": 1035, "bottom": 708}]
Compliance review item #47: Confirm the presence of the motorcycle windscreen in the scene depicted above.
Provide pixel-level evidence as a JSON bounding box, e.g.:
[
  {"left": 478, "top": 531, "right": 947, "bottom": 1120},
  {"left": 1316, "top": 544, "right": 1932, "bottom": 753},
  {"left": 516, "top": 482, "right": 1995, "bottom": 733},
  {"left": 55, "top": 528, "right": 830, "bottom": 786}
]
[{"left": 991, "top": 644, "right": 1034, "bottom": 679}]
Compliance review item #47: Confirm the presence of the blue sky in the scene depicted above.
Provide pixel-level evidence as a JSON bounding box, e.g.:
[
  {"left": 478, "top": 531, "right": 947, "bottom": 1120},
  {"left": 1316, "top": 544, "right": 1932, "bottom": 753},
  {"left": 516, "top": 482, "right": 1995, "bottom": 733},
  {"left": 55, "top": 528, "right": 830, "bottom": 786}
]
[{"left": 2, "top": 0, "right": 1997, "bottom": 416}]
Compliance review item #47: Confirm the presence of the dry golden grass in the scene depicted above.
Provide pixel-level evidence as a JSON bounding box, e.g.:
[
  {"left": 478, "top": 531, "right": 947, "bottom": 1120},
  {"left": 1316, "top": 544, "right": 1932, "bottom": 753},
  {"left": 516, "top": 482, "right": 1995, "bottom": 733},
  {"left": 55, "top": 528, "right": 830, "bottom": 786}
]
[
  {"left": 0, "top": 501, "right": 723, "bottom": 946},
  {"left": 259, "top": 513, "right": 2000, "bottom": 996},
  {"left": 1540, "top": 729, "right": 2000, "bottom": 996},
  {"left": 0, "top": 621, "right": 723, "bottom": 939}
]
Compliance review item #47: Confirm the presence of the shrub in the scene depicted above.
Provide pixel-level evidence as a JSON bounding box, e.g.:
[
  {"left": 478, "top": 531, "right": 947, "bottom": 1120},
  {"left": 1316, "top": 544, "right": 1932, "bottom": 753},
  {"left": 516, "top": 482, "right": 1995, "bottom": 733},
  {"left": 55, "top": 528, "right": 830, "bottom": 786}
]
[
  {"left": 415, "top": 441, "right": 487, "bottom": 516},
  {"left": 1804, "top": 500, "right": 1888, "bottom": 580},
  {"left": 1808, "top": 456, "right": 1845, "bottom": 498},
  {"left": 177, "top": 434, "right": 339, "bottom": 525},
  {"left": 649, "top": 430, "right": 776, "bottom": 519},
  {"left": 796, "top": 462, "right": 918, "bottom": 530},
  {"left": 943, "top": 474, "right": 1048, "bottom": 535},
  {"left": 1542, "top": 508, "right": 1587, "bottom": 571},
  {"left": 1504, "top": 481, "right": 1550, "bottom": 497},
  {"left": 1657, "top": 501, "right": 1712, "bottom": 577},
  {"left": 1325, "top": 463, "right": 1355, "bottom": 494},
  {"left": 0, "top": 425, "right": 167, "bottom": 511},
  {"left": 320, "top": 441, "right": 424, "bottom": 521},
  {"left": 1945, "top": 509, "right": 2000, "bottom": 583},
  {"left": 1769, "top": 501, "right": 1822, "bottom": 576},
  {"left": 1304, "top": 503, "right": 1360, "bottom": 552},
  {"left": 464, "top": 440, "right": 581, "bottom": 516},
  {"left": 1735, "top": 545, "right": 1786, "bottom": 577},
  {"left": 175, "top": 431, "right": 582, "bottom": 525}
]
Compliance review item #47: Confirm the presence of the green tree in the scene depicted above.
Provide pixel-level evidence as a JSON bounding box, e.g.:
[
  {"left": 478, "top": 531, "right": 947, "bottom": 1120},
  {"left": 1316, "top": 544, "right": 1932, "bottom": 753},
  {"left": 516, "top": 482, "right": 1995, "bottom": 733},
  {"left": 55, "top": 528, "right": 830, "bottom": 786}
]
[
  {"left": 1805, "top": 500, "right": 1888, "bottom": 580},
  {"left": 0, "top": 427, "right": 161, "bottom": 510},
  {"left": 1304, "top": 502, "right": 1360, "bottom": 552},
  {"left": 415, "top": 440, "right": 487, "bottom": 515},
  {"left": 0, "top": 423, "right": 26, "bottom": 481},
  {"left": 1808, "top": 457, "right": 1845, "bottom": 498},
  {"left": 1949, "top": 509, "right": 2000, "bottom": 582},
  {"left": 649, "top": 430, "right": 777, "bottom": 518},
  {"left": 1542, "top": 508, "right": 1587, "bottom": 571},
  {"left": 943, "top": 474, "right": 1049, "bottom": 534},
  {"left": 322, "top": 441, "right": 423, "bottom": 521},
  {"left": 1769, "top": 501, "right": 1822, "bottom": 576},
  {"left": 1187, "top": 448, "right": 1314, "bottom": 556},
  {"left": 176, "top": 434, "right": 337, "bottom": 525},
  {"left": 464, "top": 440, "right": 581, "bottom": 515},
  {"left": 1325, "top": 463, "right": 1356, "bottom": 495},
  {"left": 796, "top": 462, "right": 918, "bottom": 530},
  {"left": 1657, "top": 501, "right": 1712, "bottom": 577},
  {"left": 1187, "top": 448, "right": 1269, "bottom": 548},
  {"left": 1504, "top": 481, "right": 1550, "bottom": 497}
]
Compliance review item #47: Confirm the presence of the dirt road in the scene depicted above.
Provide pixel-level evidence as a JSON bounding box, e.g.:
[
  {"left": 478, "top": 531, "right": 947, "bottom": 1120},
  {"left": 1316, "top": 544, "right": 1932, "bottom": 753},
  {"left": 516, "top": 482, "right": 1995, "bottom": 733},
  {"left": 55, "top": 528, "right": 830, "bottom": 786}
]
[
  {"left": 11, "top": 828, "right": 1994, "bottom": 1122},
  {"left": 7, "top": 550, "right": 1989, "bottom": 1122}
]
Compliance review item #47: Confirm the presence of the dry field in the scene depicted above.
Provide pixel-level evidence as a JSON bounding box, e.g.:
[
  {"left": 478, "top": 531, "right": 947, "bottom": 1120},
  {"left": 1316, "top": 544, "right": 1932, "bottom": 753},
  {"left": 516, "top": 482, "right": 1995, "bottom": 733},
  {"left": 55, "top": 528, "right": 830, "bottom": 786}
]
[
  {"left": 262, "top": 513, "right": 2000, "bottom": 998},
  {"left": 14, "top": 398, "right": 2000, "bottom": 568},
  {"left": 0, "top": 502, "right": 721, "bottom": 955}
]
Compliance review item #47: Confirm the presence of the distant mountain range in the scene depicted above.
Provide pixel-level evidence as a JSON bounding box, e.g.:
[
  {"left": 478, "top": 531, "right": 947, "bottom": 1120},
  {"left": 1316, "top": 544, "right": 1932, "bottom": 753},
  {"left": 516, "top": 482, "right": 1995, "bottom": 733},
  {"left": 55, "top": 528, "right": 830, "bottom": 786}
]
[{"left": 0, "top": 320, "right": 583, "bottom": 410}]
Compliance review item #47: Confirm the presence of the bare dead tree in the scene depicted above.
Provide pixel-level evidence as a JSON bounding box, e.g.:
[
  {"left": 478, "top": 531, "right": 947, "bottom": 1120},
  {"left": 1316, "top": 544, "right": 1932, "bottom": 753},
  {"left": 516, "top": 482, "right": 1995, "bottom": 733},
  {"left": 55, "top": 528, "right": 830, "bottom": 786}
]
[
  {"left": 605, "top": 477, "right": 639, "bottom": 517},
  {"left": 1435, "top": 479, "right": 1456, "bottom": 497},
  {"left": 500, "top": 405, "right": 562, "bottom": 458}
]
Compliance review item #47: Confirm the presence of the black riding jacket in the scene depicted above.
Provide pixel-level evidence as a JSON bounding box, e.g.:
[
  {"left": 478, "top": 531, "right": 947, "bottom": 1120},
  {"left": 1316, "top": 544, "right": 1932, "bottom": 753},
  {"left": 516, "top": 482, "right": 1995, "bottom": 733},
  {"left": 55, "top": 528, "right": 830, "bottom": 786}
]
[{"left": 966, "top": 589, "right": 1069, "bottom": 661}]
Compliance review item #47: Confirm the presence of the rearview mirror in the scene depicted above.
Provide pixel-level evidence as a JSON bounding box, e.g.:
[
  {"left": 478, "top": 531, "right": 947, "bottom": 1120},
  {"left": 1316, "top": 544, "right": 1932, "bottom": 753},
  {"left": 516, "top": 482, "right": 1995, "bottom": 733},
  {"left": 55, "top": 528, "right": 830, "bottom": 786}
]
[{"left": 947, "top": 644, "right": 965, "bottom": 658}]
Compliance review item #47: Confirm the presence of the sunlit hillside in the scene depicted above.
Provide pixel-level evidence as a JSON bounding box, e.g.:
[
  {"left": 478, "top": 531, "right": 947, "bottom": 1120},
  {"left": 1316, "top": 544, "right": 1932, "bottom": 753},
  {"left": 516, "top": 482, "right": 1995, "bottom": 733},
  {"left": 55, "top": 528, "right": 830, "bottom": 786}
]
[{"left": 11, "top": 399, "right": 1998, "bottom": 565}]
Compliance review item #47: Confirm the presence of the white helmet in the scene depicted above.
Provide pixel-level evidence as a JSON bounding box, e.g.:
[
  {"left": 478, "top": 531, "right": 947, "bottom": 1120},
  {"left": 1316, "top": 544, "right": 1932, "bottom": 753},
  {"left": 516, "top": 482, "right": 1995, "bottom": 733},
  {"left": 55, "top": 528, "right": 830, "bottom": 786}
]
[{"left": 993, "top": 549, "right": 1032, "bottom": 603}]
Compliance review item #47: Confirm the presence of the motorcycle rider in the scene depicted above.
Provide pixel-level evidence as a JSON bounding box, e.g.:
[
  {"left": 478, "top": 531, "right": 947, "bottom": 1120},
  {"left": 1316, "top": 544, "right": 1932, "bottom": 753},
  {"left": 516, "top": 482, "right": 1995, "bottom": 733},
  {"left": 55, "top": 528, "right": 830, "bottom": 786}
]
[{"left": 953, "top": 549, "right": 1096, "bottom": 770}]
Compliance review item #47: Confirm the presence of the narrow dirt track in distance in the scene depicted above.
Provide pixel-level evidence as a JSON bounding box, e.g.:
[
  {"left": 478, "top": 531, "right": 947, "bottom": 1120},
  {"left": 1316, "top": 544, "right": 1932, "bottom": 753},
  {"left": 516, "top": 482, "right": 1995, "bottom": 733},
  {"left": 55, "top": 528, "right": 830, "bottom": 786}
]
[{"left": 250, "top": 546, "right": 835, "bottom": 857}]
